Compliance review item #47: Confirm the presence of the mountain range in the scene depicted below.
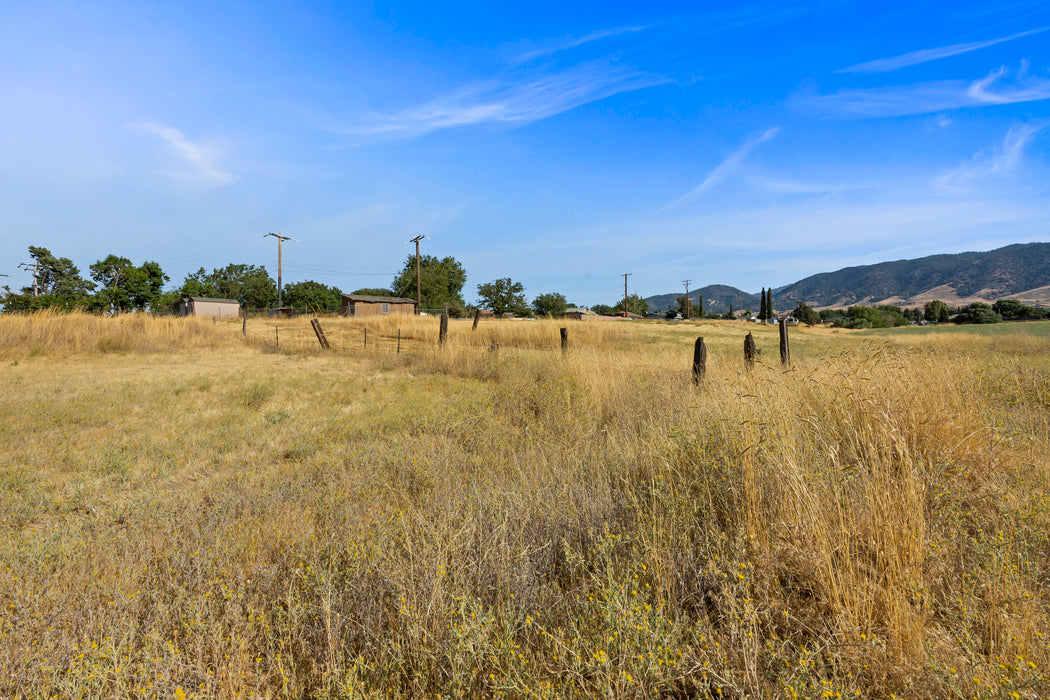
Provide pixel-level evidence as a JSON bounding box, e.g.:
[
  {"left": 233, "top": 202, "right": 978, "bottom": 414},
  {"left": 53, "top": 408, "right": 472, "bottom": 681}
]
[{"left": 645, "top": 243, "right": 1050, "bottom": 312}]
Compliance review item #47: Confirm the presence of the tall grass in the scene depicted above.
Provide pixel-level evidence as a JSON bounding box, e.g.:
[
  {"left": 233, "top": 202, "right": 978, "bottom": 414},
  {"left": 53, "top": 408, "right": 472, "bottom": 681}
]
[{"left": 0, "top": 314, "right": 1047, "bottom": 697}]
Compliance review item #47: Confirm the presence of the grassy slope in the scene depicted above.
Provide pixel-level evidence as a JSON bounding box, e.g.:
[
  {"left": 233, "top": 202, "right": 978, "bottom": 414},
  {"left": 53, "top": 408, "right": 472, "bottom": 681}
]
[{"left": 1, "top": 314, "right": 1048, "bottom": 698}]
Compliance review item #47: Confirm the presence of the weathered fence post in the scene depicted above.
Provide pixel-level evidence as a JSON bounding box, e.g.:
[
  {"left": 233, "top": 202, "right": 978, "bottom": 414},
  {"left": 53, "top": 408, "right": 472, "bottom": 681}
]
[
  {"left": 439, "top": 312, "right": 448, "bottom": 346},
  {"left": 363, "top": 327, "right": 367, "bottom": 349},
  {"left": 560, "top": 327, "right": 568, "bottom": 353},
  {"left": 311, "top": 318, "right": 330, "bottom": 349},
  {"left": 692, "top": 337, "right": 707, "bottom": 385},
  {"left": 472, "top": 308, "right": 481, "bottom": 331},
  {"left": 242, "top": 315, "right": 246, "bottom": 337},
  {"left": 744, "top": 332, "right": 756, "bottom": 369},
  {"left": 779, "top": 318, "right": 790, "bottom": 365},
  {"left": 275, "top": 325, "right": 279, "bottom": 349},
  {"left": 397, "top": 328, "right": 401, "bottom": 354}
]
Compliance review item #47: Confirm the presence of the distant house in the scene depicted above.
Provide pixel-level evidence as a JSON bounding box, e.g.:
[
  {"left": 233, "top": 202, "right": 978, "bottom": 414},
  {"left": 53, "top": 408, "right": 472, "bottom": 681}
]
[
  {"left": 177, "top": 296, "right": 241, "bottom": 319},
  {"left": 563, "top": 307, "right": 598, "bottom": 320},
  {"left": 341, "top": 293, "right": 416, "bottom": 317}
]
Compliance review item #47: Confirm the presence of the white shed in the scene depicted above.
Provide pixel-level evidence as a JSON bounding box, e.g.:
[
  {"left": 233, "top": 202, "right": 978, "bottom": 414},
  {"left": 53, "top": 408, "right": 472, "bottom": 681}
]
[{"left": 177, "top": 296, "right": 241, "bottom": 319}]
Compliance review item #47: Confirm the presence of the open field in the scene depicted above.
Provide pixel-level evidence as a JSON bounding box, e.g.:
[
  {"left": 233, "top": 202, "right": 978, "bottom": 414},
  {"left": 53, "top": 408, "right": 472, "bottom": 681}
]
[{"left": 1, "top": 313, "right": 1048, "bottom": 698}]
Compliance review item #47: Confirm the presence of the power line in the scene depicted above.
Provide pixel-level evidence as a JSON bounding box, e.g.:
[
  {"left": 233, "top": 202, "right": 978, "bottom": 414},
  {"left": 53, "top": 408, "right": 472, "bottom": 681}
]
[{"left": 683, "top": 279, "right": 691, "bottom": 319}]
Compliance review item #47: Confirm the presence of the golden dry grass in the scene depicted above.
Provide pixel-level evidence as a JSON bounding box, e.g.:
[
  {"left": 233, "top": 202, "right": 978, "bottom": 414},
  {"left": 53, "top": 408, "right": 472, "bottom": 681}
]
[{"left": 1, "top": 313, "right": 1048, "bottom": 698}]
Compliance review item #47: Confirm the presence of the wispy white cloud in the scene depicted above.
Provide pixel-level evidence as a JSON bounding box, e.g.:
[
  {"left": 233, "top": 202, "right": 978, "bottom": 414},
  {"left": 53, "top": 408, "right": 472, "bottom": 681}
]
[
  {"left": 656, "top": 128, "right": 779, "bottom": 212},
  {"left": 340, "top": 61, "right": 668, "bottom": 141},
  {"left": 936, "top": 122, "right": 1046, "bottom": 189},
  {"left": 801, "top": 64, "right": 1050, "bottom": 118},
  {"left": 968, "top": 62, "right": 1050, "bottom": 102},
  {"left": 509, "top": 25, "right": 650, "bottom": 64},
  {"left": 744, "top": 174, "right": 874, "bottom": 196},
  {"left": 134, "top": 122, "right": 234, "bottom": 185},
  {"left": 839, "top": 26, "right": 1049, "bottom": 73}
]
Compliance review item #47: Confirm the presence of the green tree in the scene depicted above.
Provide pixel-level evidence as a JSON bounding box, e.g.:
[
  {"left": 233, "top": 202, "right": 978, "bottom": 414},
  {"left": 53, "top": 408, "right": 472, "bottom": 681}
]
[
  {"left": 992, "top": 298, "right": 1047, "bottom": 320},
  {"left": 792, "top": 301, "right": 820, "bottom": 326},
  {"left": 532, "top": 292, "right": 568, "bottom": 317},
  {"left": 840, "top": 305, "right": 907, "bottom": 329},
  {"left": 3, "top": 246, "right": 96, "bottom": 311},
  {"left": 477, "top": 278, "right": 527, "bottom": 316},
  {"left": 283, "top": 280, "right": 342, "bottom": 312},
  {"left": 955, "top": 302, "right": 1002, "bottom": 324},
  {"left": 923, "top": 300, "right": 950, "bottom": 323},
  {"left": 613, "top": 294, "right": 648, "bottom": 316},
  {"left": 89, "top": 255, "right": 169, "bottom": 312},
  {"left": 901, "top": 307, "right": 923, "bottom": 323},
  {"left": 591, "top": 304, "right": 614, "bottom": 315},
  {"left": 759, "top": 287, "right": 767, "bottom": 320},
  {"left": 351, "top": 287, "right": 395, "bottom": 297},
  {"left": 392, "top": 255, "right": 467, "bottom": 310},
  {"left": 766, "top": 289, "right": 774, "bottom": 320},
  {"left": 179, "top": 264, "right": 277, "bottom": 309}
]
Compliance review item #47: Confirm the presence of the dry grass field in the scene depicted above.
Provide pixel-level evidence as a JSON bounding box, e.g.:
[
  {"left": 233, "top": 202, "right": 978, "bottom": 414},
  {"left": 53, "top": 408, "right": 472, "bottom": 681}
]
[{"left": 1, "top": 312, "right": 1048, "bottom": 698}]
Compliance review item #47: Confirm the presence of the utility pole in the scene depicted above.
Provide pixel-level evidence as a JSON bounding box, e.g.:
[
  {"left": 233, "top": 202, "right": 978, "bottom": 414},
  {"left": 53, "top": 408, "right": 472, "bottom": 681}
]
[
  {"left": 18, "top": 262, "right": 41, "bottom": 297},
  {"left": 622, "top": 273, "right": 632, "bottom": 318},
  {"left": 683, "top": 280, "right": 691, "bottom": 319},
  {"left": 406, "top": 235, "right": 427, "bottom": 313},
  {"left": 264, "top": 232, "right": 297, "bottom": 309}
]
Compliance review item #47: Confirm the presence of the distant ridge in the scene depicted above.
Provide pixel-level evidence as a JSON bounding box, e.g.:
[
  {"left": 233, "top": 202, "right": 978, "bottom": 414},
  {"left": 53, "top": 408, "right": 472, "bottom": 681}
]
[
  {"left": 644, "top": 243, "right": 1050, "bottom": 311},
  {"left": 645, "top": 285, "right": 760, "bottom": 314}
]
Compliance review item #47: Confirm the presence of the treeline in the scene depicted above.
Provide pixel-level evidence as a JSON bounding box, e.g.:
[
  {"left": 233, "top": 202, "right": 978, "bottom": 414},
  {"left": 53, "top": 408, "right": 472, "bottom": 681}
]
[
  {"left": 792, "top": 299, "right": 1049, "bottom": 329},
  {"left": 0, "top": 246, "right": 583, "bottom": 318},
  {"left": 1, "top": 247, "right": 340, "bottom": 314}
]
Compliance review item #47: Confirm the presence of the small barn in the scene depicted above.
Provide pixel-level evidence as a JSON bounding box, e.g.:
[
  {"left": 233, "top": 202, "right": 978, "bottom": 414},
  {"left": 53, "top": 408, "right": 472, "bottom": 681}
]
[
  {"left": 563, "top": 307, "right": 598, "bottom": 320},
  {"left": 341, "top": 294, "right": 416, "bottom": 317},
  {"left": 176, "top": 296, "right": 241, "bottom": 319}
]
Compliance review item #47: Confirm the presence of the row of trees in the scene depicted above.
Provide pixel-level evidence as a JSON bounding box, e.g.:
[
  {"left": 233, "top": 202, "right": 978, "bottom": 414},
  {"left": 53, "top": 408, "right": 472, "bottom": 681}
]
[
  {"left": 1, "top": 246, "right": 358, "bottom": 314},
  {"left": 801, "top": 298, "right": 1049, "bottom": 329},
  {"left": 758, "top": 288, "right": 775, "bottom": 321},
  {"left": 1, "top": 246, "right": 581, "bottom": 317},
  {"left": 2, "top": 247, "right": 170, "bottom": 313},
  {"left": 9, "top": 246, "right": 1046, "bottom": 323}
]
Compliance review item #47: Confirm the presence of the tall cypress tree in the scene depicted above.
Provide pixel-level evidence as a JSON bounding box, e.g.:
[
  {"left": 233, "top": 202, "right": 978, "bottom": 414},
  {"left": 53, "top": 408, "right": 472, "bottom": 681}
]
[
  {"left": 698, "top": 295, "right": 704, "bottom": 317},
  {"left": 759, "top": 287, "right": 766, "bottom": 320},
  {"left": 767, "top": 288, "right": 774, "bottom": 320}
]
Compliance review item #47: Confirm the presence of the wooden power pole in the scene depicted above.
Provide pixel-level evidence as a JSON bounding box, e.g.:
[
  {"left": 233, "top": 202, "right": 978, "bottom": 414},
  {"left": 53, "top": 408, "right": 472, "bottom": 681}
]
[
  {"left": 18, "top": 261, "right": 41, "bottom": 297},
  {"left": 407, "top": 235, "right": 427, "bottom": 314},
  {"left": 264, "top": 232, "right": 297, "bottom": 309},
  {"left": 622, "top": 273, "right": 632, "bottom": 318},
  {"left": 683, "top": 279, "right": 691, "bottom": 319}
]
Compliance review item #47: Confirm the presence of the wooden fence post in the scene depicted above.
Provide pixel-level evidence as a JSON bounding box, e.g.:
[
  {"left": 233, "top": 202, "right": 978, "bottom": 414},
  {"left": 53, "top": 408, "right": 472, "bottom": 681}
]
[
  {"left": 744, "top": 332, "right": 756, "bottom": 369},
  {"left": 439, "top": 312, "right": 448, "bottom": 346},
  {"left": 397, "top": 328, "right": 401, "bottom": 354},
  {"left": 311, "top": 318, "right": 330, "bottom": 349},
  {"left": 560, "top": 327, "right": 568, "bottom": 353},
  {"left": 242, "top": 315, "right": 246, "bottom": 337},
  {"left": 692, "top": 337, "right": 707, "bottom": 385},
  {"left": 363, "top": 327, "right": 367, "bottom": 349},
  {"left": 275, "top": 325, "right": 279, "bottom": 349},
  {"left": 779, "top": 318, "right": 790, "bottom": 365},
  {"left": 472, "top": 308, "right": 481, "bottom": 331}
]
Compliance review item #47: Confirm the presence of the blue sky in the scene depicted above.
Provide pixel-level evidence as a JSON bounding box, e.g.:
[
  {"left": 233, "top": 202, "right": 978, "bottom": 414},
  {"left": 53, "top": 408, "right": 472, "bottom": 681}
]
[{"left": 2, "top": 1, "right": 1048, "bottom": 305}]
